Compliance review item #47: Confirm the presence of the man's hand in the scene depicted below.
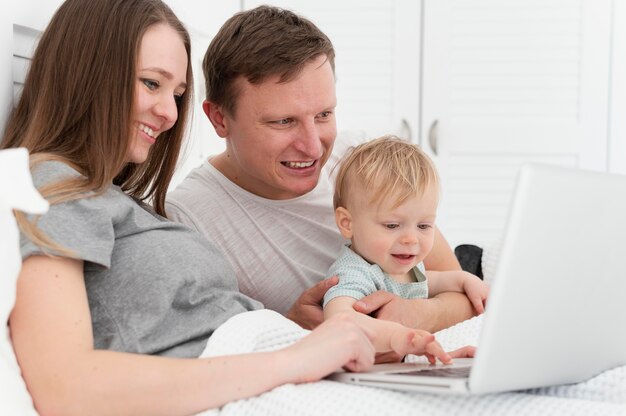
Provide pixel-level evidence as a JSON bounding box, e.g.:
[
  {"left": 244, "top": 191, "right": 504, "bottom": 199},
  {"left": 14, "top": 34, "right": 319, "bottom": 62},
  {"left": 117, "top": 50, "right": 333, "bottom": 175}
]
[
  {"left": 353, "top": 290, "right": 475, "bottom": 333},
  {"left": 285, "top": 276, "right": 338, "bottom": 329}
]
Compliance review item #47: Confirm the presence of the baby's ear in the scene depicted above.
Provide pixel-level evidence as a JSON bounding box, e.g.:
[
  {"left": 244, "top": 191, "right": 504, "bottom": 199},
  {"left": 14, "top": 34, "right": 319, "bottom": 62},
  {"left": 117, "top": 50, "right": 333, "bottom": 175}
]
[{"left": 335, "top": 206, "right": 353, "bottom": 239}]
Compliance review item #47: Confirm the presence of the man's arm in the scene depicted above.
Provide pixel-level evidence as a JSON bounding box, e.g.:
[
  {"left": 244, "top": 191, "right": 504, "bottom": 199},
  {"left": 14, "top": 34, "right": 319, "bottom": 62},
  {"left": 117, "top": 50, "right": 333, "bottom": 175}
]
[
  {"left": 423, "top": 226, "right": 461, "bottom": 271},
  {"left": 289, "top": 228, "right": 472, "bottom": 332},
  {"left": 353, "top": 291, "right": 475, "bottom": 333}
]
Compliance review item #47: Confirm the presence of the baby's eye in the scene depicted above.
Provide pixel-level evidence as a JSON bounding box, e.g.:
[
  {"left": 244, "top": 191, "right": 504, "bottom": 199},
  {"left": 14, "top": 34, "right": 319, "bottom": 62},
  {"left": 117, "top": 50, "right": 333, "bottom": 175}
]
[
  {"left": 142, "top": 78, "right": 159, "bottom": 90},
  {"left": 418, "top": 224, "right": 432, "bottom": 230},
  {"left": 384, "top": 223, "right": 399, "bottom": 230}
]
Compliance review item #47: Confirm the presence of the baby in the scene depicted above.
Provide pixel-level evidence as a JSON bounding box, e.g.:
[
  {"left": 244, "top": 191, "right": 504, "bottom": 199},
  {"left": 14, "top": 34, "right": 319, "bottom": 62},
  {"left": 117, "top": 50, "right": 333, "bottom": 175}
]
[{"left": 323, "top": 135, "right": 489, "bottom": 357}]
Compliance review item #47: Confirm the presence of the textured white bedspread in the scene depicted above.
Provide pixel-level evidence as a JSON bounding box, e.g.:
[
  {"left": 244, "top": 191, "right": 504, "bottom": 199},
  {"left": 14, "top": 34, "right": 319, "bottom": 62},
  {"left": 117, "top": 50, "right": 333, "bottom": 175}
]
[{"left": 198, "top": 309, "right": 626, "bottom": 416}]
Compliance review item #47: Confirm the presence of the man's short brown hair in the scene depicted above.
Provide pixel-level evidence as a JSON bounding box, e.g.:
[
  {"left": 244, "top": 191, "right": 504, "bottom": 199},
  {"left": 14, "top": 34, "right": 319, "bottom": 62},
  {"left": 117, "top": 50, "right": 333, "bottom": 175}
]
[{"left": 202, "top": 5, "right": 335, "bottom": 117}]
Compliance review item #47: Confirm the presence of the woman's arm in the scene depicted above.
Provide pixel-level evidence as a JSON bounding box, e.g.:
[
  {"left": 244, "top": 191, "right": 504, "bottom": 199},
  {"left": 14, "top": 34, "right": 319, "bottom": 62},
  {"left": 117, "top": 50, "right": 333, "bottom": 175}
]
[
  {"left": 324, "top": 296, "right": 451, "bottom": 363},
  {"left": 10, "top": 256, "right": 375, "bottom": 416}
]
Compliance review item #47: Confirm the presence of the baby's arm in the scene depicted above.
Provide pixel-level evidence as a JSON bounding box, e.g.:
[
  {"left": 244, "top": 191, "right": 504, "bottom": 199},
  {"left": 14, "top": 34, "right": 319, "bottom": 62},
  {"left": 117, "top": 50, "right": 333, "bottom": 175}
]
[
  {"left": 324, "top": 296, "right": 451, "bottom": 364},
  {"left": 427, "top": 270, "right": 489, "bottom": 314}
]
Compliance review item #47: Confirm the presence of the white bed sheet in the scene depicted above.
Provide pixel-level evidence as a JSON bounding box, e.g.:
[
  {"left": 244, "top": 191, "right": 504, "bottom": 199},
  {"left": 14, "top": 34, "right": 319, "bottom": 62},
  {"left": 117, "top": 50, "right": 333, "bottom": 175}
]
[{"left": 197, "top": 309, "right": 626, "bottom": 416}]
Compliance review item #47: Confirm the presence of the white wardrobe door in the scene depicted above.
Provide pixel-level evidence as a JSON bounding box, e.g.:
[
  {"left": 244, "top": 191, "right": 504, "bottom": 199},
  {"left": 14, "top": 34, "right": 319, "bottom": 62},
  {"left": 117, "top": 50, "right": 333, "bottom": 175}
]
[{"left": 421, "top": 0, "right": 612, "bottom": 247}]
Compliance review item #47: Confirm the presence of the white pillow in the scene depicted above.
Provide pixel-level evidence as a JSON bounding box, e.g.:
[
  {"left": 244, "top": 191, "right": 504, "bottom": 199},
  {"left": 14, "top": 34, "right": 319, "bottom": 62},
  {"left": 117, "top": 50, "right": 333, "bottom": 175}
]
[
  {"left": 481, "top": 239, "right": 503, "bottom": 283},
  {"left": 0, "top": 148, "right": 49, "bottom": 415}
]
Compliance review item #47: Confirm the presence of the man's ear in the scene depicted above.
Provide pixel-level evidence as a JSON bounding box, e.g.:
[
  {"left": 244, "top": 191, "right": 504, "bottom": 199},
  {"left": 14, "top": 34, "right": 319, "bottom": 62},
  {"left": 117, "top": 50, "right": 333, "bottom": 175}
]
[
  {"left": 203, "top": 100, "right": 229, "bottom": 138},
  {"left": 335, "top": 206, "right": 353, "bottom": 239}
]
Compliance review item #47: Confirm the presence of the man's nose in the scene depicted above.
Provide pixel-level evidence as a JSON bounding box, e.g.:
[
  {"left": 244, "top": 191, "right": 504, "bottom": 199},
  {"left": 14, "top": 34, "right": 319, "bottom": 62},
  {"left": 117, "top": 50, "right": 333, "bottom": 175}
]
[{"left": 294, "top": 120, "right": 322, "bottom": 157}]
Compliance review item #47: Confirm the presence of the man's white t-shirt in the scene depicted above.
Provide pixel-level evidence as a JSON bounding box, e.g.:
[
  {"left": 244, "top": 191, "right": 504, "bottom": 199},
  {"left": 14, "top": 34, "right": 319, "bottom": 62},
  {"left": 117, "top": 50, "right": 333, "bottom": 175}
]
[{"left": 166, "top": 132, "right": 365, "bottom": 314}]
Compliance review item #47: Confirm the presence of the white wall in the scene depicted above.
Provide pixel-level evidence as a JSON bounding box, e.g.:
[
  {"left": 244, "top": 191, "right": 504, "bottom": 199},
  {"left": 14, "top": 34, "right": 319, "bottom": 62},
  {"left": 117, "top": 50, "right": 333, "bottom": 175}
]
[
  {"left": 164, "top": 1, "right": 240, "bottom": 189},
  {"left": 6, "top": 0, "right": 234, "bottom": 190},
  {"left": 4, "top": 1, "right": 64, "bottom": 136},
  {"left": 6, "top": 1, "right": 626, "bottom": 204},
  {"left": 12, "top": 0, "right": 63, "bottom": 30},
  {"left": 609, "top": 0, "right": 626, "bottom": 174},
  {"left": 0, "top": 3, "right": 12, "bottom": 131}
]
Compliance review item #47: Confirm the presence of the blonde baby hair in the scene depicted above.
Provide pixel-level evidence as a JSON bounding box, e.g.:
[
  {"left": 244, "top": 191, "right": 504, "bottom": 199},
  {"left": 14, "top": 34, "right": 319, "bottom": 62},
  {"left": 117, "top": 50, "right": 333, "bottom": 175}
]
[{"left": 333, "top": 135, "right": 439, "bottom": 211}]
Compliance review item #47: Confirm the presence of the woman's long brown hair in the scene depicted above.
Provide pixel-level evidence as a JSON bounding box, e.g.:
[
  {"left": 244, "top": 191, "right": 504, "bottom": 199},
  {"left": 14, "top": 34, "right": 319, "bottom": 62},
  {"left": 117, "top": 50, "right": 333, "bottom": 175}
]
[{"left": 1, "top": 0, "right": 193, "bottom": 253}]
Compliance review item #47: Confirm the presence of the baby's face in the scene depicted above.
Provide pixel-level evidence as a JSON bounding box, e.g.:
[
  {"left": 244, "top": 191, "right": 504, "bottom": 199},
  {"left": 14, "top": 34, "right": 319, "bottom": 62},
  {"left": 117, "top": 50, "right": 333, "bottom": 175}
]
[{"left": 348, "top": 184, "right": 438, "bottom": 280}]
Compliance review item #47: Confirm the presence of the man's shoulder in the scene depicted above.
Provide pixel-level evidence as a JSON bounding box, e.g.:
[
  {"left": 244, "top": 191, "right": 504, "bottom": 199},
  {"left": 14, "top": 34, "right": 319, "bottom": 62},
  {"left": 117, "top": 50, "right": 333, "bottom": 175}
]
[
  {"left": 167, "top": 162, "right": 232, "bottom": 210},
  {"left": 170, "top": 161, "right": 213, "bottom": 192},
  {"left": 166, "top": 162, "right": 222, "bottom": 228}
]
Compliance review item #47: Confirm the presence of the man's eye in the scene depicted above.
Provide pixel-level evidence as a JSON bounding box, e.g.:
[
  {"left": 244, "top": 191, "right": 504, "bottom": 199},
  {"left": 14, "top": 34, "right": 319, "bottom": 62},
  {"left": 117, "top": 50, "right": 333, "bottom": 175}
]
[
  {"left": 275, "top": 118, "right": 291, "bottom": 125},
  {"left": 317, "top": 111, "right": 332, "bottom": 119},
  {"left": 142, "top": 78, "right": 159, "bottom": 90},
  {"left": 384, "top": 223, "right": 399, "bottom": 230}
]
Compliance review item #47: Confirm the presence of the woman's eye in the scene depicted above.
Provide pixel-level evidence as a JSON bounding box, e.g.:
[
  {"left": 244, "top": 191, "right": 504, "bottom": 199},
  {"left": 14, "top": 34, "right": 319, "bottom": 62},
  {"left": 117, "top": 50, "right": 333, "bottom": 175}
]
[
  {"left": 174, "top": 94, "right": 183, "bottom": 107},
  {"left": 142, "top": 78, "right": 159, "bottom": 90},
  {"left": 384, "top": 223, "right": 399, "bottom": 230}
]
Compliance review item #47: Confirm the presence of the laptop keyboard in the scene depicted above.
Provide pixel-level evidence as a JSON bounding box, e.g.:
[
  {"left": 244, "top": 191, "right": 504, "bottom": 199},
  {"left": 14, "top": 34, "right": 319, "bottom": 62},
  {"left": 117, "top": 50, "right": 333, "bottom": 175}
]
[{"left": 392, "top": 366, "right": 472, "bottom": 378}]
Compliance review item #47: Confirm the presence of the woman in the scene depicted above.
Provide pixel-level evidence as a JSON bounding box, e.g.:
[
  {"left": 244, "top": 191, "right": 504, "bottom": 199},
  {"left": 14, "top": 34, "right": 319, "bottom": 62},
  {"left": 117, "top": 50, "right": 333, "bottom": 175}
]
[{"left": 3, "top": 1, "right": 451, "bottom": 414}]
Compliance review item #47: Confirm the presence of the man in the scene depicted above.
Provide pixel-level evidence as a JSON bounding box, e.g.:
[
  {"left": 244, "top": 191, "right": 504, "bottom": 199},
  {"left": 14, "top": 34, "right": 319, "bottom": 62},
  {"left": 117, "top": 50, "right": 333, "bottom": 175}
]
[{"left": 166, "top": 5, "right": 475, "bottom": 332}]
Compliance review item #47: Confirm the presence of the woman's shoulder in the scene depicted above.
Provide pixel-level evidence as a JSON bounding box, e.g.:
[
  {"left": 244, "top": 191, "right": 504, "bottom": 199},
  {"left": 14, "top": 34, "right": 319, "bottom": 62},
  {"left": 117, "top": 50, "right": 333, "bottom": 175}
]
[
  {"left": 30, "top": 159, "right": 127, "bottom": 210},
  {"left": 30, "top": 159, "right": 82, "bottom": 188}
]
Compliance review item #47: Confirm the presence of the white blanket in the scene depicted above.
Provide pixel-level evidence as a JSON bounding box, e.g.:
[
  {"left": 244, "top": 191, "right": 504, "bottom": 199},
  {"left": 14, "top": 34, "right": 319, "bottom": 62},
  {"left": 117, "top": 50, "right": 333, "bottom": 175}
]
[{"left": 198, "top": 310, "right": 626, "bottom": 415}]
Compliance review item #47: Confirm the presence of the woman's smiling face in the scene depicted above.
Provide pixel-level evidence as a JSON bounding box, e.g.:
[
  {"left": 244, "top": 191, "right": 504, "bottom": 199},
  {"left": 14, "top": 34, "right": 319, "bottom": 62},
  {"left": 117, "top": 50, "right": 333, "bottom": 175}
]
[{"left": 127, "top": 23, "right": 188, "bottom": 164}]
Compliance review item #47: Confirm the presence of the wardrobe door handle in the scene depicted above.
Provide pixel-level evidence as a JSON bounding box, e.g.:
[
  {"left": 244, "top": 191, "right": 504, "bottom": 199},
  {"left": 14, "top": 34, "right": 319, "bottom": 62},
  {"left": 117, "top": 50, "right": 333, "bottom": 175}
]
[
  {"left": 428, "top": 119, "right": 439, "bottom": 155},
  {"left": 401, "top": 118, "right": 413, "bottom": 142}
]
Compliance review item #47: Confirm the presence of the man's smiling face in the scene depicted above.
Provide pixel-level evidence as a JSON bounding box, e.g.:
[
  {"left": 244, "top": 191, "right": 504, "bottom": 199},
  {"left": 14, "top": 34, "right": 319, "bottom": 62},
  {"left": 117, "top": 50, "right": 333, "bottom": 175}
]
[{"left": 212, "top": 55, "right": 337, "bottom": 200}]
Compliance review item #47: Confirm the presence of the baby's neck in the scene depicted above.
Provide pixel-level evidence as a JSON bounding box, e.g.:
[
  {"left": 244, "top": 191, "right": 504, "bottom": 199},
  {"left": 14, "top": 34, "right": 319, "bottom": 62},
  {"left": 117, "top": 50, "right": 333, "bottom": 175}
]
[{"left": 388, "top": 269, "right": 418, "bottom": 284}]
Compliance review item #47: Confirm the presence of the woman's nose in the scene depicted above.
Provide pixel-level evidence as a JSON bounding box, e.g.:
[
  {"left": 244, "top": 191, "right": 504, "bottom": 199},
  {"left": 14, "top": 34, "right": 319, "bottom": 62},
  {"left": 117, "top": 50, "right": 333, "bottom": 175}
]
[{"left": 154, "top": 95, "right": 178, "bottom": 124}]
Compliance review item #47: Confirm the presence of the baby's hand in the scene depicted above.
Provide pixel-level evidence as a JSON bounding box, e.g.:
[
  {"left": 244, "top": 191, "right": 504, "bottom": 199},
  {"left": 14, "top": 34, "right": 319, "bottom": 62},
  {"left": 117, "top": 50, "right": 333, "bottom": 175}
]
[
  {"left": 463, "top": 273, "right": 489, "bottom": 314},
  {"left": 391, "top": 329, "right": 452, "bottom": 364}
]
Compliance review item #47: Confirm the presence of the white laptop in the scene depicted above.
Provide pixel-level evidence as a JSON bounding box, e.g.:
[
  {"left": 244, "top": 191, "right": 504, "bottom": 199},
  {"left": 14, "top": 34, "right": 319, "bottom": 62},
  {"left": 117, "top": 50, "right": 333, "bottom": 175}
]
[{"left": 327, "top": 163, "right": 626, "bottom": 394}]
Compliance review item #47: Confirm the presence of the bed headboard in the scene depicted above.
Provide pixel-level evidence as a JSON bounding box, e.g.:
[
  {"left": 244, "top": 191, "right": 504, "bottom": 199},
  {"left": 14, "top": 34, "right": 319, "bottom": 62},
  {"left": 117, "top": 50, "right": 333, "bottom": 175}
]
[{"left": 0, "top": 22, "right": 40, "bottom": 135}]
